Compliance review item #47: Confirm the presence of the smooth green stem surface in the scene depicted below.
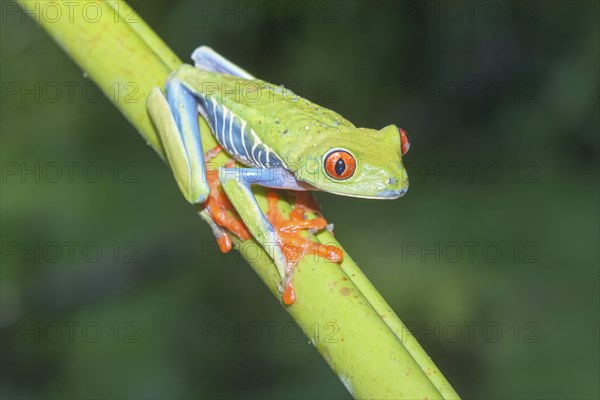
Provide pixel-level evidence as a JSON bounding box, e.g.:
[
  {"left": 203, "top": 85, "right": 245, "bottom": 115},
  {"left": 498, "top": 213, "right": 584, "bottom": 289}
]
[{"left": 17, "top": 1, "right": 459, "bottom": 398}]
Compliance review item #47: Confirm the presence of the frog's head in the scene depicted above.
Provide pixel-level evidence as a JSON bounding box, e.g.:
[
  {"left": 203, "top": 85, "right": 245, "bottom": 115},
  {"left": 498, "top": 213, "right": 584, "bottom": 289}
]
[{"left": 293, "top": 125, "right": 410, "bottom": 199}]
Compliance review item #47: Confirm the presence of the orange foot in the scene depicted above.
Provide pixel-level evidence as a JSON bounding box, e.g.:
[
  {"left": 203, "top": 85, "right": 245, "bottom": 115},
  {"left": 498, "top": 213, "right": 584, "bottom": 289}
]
[{"left": 266, "top": 191, "right": 343, "bottom": 305}]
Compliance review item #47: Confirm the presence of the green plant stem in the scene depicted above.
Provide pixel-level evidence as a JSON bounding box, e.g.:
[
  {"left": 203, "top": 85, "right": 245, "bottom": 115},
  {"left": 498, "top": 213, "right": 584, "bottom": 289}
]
[{"left": 17, "top": 1, "right": 459, "bottom": 398}]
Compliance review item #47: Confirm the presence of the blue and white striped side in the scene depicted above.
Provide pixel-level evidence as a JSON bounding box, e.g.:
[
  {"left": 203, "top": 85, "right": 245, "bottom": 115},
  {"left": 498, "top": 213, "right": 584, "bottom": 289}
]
[{"left": 197, "top": 96, "right": 284, "bottom": 169}]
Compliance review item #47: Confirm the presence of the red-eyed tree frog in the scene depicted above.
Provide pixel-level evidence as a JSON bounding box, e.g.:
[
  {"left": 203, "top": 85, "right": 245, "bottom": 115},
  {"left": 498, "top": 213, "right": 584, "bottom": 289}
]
[{"left": 147, "top": 47, "right": 410, "bottom": 304}]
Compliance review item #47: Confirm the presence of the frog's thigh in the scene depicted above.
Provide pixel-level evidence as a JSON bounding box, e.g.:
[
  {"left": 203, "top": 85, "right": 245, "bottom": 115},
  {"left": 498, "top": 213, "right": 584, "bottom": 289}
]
[{"left": 147, "top": 80, "right": 209, "bottom": 204}]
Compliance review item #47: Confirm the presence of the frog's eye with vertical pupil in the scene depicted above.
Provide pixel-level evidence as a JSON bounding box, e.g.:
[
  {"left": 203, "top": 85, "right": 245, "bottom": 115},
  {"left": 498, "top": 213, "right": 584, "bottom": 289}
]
[
  {"left": 400, "top": 128, "right": 410, "bottom": 156},
  {"left": 324, "top": 150, "right": 356, "bottom": 180}
]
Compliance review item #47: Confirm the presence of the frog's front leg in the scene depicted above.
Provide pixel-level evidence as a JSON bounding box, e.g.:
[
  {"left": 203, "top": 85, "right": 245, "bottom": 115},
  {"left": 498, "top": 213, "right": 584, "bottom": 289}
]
[
  {"left": 147, "top": 80, "right": 209, "bottom": 204},
  {"left": 218, "top": 167, "right": 312, "bottom": 280}
]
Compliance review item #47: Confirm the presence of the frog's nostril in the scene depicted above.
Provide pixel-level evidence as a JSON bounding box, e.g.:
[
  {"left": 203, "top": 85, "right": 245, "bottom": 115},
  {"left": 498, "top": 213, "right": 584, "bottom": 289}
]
[{"left": 387, "top": 177, "right": 398, "bottom": 186}]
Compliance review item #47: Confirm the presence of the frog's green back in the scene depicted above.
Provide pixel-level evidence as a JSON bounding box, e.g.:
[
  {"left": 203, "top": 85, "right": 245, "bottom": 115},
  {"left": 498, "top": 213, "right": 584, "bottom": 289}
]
[{"left": 176, "top": 65, "right": 354, "bottom": 164}]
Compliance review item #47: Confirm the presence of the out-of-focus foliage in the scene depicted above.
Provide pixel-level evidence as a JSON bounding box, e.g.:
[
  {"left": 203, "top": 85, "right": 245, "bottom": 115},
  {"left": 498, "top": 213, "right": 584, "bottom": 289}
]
[{"left": 1, "top": 1, "right": 598, "bottom": 399}]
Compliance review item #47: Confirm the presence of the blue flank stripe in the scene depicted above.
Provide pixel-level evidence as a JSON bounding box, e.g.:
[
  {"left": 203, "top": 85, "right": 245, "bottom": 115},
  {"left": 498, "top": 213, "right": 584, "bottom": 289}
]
[{"left": 197, "top": 96, "right": 284, "bottom": 168}]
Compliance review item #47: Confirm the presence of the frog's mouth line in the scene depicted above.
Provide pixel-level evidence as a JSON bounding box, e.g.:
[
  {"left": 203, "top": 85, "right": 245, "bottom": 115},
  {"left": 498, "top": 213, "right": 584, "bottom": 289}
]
[
  {"left": 375, "top": 188, "right": 408, "bottom": 199},
  {"left": 307, "top": 186, "right": 408, "bottom": 200}
]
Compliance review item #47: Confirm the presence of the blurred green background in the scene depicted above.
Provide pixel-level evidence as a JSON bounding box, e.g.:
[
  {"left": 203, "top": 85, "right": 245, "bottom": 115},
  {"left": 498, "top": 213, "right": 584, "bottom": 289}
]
[{"left": 1, "top": 1, "right": 598, "bottom": 398}]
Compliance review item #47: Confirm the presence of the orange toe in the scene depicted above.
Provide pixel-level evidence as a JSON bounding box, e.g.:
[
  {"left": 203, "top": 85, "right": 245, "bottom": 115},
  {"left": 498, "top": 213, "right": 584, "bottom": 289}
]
[
  {"left": 282, "top": 282, "right": 296, "bottom": 305},
  {"left": 217, "top": 233, "right": 233, "bottom": 253}
]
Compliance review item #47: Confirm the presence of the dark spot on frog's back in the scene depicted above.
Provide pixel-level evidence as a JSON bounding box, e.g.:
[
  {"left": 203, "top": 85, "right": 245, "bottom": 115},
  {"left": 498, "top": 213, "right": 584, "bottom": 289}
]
[{"left": 282, "top": 129, "right": 288, "bottom": 135}]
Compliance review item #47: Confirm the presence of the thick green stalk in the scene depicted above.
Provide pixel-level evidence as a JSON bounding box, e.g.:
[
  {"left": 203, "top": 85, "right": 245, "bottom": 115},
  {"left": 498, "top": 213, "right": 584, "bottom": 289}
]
[{"left": 17, "top": 1, "right": 459, "bottom": 398}]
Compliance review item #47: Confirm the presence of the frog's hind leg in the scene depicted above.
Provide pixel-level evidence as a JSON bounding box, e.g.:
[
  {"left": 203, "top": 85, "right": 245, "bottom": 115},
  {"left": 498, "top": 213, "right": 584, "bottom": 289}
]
[
  {"left": 147, "top": 80, "right": 209, "bottom": 205},
  {"left": 198, "top": 208, "right": 233, "bottom": 253},
  {"left": 148, "top": 76, "right": 254, "bottom": 255},
  {"left": 148, "top": 79, "right": 244, "bottom": 252},
  {"left": 200, "top": 149, "right": 252, "bottom": 252}
]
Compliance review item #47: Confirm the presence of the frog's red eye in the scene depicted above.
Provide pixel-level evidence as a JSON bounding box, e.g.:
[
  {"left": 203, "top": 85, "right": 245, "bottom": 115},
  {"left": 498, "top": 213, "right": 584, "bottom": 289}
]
[
  {"left": 324, "top": 150, "right": 356, "bottom": 180},
  {"left": 400, "top": 128, "right": 410, "bottom": 156}
]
